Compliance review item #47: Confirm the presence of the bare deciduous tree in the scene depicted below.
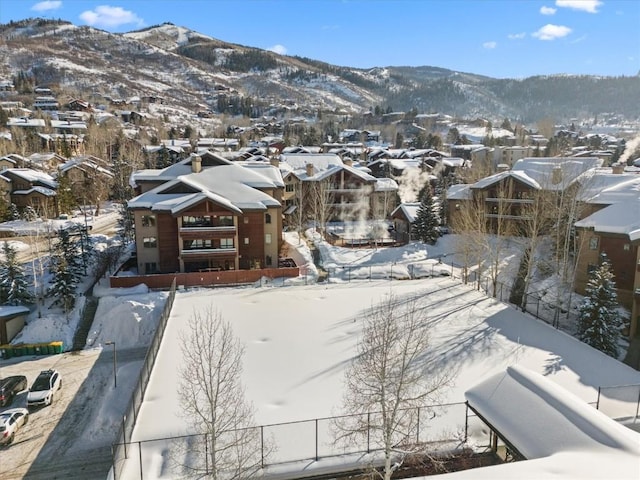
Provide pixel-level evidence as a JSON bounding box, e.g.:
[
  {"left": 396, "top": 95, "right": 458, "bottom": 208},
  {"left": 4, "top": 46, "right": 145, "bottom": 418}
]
[
  {"left": 335, "top": 293, "right": 454, "bottom": 480},
  {"left": 177, "top": 307, "right": 265, "bottom": 479}
]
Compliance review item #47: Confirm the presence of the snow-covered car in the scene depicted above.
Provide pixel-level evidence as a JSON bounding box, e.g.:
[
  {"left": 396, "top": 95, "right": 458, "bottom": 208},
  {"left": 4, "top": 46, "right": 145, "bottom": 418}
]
[
  {"left": 0, "top": 375, "right": 27, "bottom": 407},
  {"left": 0, "top": 408, "right": 29, "bottom": 445},
  {"left": 27, "top": 370, "right": 62, "bottom": 408}
]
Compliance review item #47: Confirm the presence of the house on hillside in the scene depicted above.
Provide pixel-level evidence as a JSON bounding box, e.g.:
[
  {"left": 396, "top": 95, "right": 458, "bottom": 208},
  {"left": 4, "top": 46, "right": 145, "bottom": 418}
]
[
  {"left": 389, "top": 203, "right": 421, "bottom": 243},
  {"left": 128, "top": 154, "right": 284, "bottom": 274},
  {"left": 0, "top": 168, "right": 58, "bottom": 218},
  {"left": 58, "top": 156, "right": 114, "bottom": 205},
  {"left": 28, "top": 152, "right": 69, "bottom": 173}
]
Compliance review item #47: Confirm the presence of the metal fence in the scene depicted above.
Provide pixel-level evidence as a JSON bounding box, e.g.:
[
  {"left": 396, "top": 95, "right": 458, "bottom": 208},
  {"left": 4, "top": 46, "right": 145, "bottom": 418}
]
[
  {"left": 596, "top": 384, "right": 640, "bottom": 423},
  {"left": 111, "top": 278, "right": 177, "bottom": 480},
  {"left": 112, "top": 402, "right": 469, "bottom": 480}
]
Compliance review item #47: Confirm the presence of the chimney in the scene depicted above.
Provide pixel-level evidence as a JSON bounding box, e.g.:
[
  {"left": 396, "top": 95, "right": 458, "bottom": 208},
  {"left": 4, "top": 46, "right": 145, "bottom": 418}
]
[
  {"left": 306, "top": 163, "right": 314, "bottom": 177},
  {"left": 497, "top": 163, "right": 509, "bottom": 172},
  {"left": 270, "top": 157, "right": 279, "bottom": 168},
  {"left": 612, "top": 162, "right": 624, "bottom": 174},
  {"left": 551, "top": 166, "right": 562, "bottom": 185},
  {"left": 343, "top": 157, "right": 353, "bottom": 166},
  {"left": 191, "top": 154, "right": 202, "bottom": 173}
]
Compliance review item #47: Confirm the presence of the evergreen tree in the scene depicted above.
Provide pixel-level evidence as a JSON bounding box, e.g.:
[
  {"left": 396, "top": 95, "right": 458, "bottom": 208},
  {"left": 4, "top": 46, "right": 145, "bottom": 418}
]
[
  {"left": 577, "top": 254, "right": 622, "bottom": 358},
  {"left": 412, "top": 187, "right": 440, "bottom": 245},
  {"left": 0, "top": 241, "right": 34, "bottom": 305},
  {"left": 46, "top": 255, "right": 78, "bottom": 312}
]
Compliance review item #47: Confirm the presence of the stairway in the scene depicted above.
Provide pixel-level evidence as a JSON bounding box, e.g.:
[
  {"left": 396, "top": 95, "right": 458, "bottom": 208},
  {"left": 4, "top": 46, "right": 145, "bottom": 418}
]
[{"left": 71, "top": 294, "right": 99, "bottom": 351}]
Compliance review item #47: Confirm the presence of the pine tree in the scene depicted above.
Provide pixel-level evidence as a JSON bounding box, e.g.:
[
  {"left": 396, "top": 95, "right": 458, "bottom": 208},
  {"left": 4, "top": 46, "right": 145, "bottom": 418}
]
[
  {"left": 46, "top": 255, "right": 78, "bottom": 312},
  {"left": 412, "top": 187, "right": 440, "bottom": 245},
  {"left": 577, "top": 254, "right": 622, "bottom": 358},
  {"left": 0, "top": 241, "right": 34, "bottom": 305}
]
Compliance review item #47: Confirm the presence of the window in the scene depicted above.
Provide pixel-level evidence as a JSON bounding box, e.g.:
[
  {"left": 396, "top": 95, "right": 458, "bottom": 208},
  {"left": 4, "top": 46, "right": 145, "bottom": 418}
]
[
  {"left": 624, "top": 244, "right": 630, "bottom": 251},
  {"left": 265, "top": 233, "right": 272, "bottom": 244},
  {"left": 220, "top": 238, "right": 234, "bottom": 248},
  {"left": 141, "top": 215, "right": 156, "bottom": 227},
  {"left": 182, "top": 216, "right": 213, "bottom": 227},
  {"left": 218, "top": 215, "right": 233, "bottom": 227},
  {"left": 143, "top": 237, "right": 157, "bottom": 248},
  {"left": 244, "top": 237, "right": 249, "bottom": 245},
  {"left": 144, "top": 262, "right": 157, "bottom": 274},
  {"left": 266, "top": 255, "right": 272, "bottom": 266},
  {"left": 184, "top": 239, "right": 212, "bottom": 250},
  {"left": 243, "top": 217, "right": 249, "bottom": 224},
  {"left": 265, "top": 213, "right": 271, "bottom": 224},
  {"left": 589, "top": 237, "right": 598, "bottom": 250},
  {"left": 285, "top": 183, "right": 294, "bottom": 192}
]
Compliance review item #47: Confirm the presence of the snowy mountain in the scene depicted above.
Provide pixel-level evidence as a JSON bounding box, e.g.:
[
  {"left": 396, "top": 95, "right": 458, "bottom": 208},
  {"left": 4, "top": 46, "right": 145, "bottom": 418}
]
[{"left": 0, "top": 18, "right": 639, "bottom": 122}]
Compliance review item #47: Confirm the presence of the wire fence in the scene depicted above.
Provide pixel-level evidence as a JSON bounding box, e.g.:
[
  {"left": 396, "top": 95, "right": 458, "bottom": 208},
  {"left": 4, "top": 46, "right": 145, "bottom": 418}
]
[
  {"left": 112, "top": 402, "right": 470, "bottom": 480},
  {"left": 111, "top": 278, "right": 177, "bottom": 480}
]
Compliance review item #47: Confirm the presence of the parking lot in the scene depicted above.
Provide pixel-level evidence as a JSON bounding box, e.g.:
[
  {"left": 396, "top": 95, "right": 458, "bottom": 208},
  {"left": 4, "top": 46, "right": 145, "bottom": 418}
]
[{"left": 0, "top": 347, "right": 146, "bottom": 480}]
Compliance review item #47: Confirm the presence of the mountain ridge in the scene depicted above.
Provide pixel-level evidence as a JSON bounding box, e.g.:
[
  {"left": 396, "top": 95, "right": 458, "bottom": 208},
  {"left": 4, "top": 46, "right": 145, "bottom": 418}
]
[{"left": 0, "top": 18, "right": 638, "bottom": 123}]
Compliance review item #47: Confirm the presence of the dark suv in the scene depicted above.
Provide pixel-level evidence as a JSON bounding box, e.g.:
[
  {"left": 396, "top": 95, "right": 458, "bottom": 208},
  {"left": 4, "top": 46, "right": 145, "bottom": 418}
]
[{"left": 0, "top": 376, "right": 28, "bottom": 407}]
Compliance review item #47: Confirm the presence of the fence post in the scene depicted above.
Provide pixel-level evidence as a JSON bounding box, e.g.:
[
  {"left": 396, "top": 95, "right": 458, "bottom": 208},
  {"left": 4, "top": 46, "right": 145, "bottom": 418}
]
[
  {"left": 416, "top": 406, "right": 420, "bottom": 444},
  {"left": 123, "top": 415, "right": 128, "bottom": 459},
  {"left": 205, "top": 433, "right": 209, "bottom": 474},
  {"left": 367, "top": 412, "right": 371, "bottom": 453},
  {"left": 596, "top": 386, "right": 601, "bottom": 410},
  {"left": 261, "top": 425, "right": 265, "bottom": 468},
  {"left": 536, "top": 300, "right": 540, "bottom": 319},
  {"left": 138, "top": 441, "right": 143, "bottom": 480},
  {"left": 635, "top": 386, "right": 640, "bottom": 421},
  {"left": 315, "top": 418, "right": 319, "bottom": 461},
  {"left": 464, "top": 403, "right": 469, "bottom": 443}
]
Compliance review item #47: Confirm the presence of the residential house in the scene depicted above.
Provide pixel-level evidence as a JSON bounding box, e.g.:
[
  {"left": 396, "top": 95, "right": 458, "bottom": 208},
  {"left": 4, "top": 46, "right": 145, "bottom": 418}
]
[
  {"left": 573, "top": 170, "right": 640, "bottom": 338},
  {"left": 128, "top": 154, "right": 284, "bottom": 274},
  {"left": 389, "top": 203, "right": 421, "bottom": 243},
  {"left": 28, "top": 152, "right": 69, "bottom": 174},
  {"left": 58, "top": 156, "right": 114, "bottom": 205},
  {"left": 447, "top": 157, "right": 602, "bottom": 235},
  {"left": 6, "top": 117, "right": 46, "bottom": 129},
  {"left": 277, "top": 153, "right": 398, "bottom": 228},
  {"left": 0, "top": 168, "right": 58, "bottom": 217},
  {"left": 32, "top": 96, "right": 59, "bottom": 110}
]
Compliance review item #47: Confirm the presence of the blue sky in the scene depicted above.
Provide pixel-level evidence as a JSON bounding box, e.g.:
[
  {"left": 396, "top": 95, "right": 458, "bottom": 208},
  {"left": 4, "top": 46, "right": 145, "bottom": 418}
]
[{"left": 1, "top": 0, "right": 638, "bottom": 79}]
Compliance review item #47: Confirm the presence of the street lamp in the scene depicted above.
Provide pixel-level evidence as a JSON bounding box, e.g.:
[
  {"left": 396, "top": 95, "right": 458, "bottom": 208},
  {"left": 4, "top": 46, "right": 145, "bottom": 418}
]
[{"left": 104, "top": 341, "right": 117, "bottom": 388}]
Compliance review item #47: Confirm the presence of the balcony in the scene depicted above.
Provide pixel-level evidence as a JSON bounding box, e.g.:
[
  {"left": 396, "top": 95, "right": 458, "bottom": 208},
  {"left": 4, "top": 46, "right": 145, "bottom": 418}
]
[
  {"left": 180, "top": 225, "right": 235, "bottom": 233},
  {"left": 180, "top": 247, "right": 237, "bottom": 259},
  {"left": 485, "top": 197, "right": 534, "bottom": 205}
]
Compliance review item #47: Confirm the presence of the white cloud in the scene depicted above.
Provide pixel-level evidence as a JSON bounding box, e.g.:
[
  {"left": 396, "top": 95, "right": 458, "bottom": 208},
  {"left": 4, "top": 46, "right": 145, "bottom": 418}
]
[
  {"left": 532, "top": 24, "right": 572, "bottom": 40},
  {"left": 31, "top": 1, "right": 62, "bottom": 12},
  {"left": 508, "top": 32, "right": 527, "bottom": 40},
  {"left": 540, "top": 6, "right": 557, "bottom": 15},
  {"left": 555, "top": 0, "right": 602, "bottom": 13},
  {"left": 79, "top": 5, "right": 144, "bottom": 29},
  {"left": 269, "top": 44, "right": 287, "bottom": 55},
  {"left": 483, "top": 41, "right": 497, "bottom": 49}
]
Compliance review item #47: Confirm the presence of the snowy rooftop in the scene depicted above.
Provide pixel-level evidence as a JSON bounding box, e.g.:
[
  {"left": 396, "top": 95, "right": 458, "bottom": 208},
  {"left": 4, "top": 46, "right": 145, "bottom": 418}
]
[{"left": 575, "top": 200, "right": 640, "bottom": 239}]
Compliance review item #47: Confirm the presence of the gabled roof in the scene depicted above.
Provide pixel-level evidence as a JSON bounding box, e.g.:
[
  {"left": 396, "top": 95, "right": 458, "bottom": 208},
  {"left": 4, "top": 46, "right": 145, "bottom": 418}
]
[
  {"left": 447, "top": 184, "right": 472, "bottom": 200},
  {"left": 391, "top": 202, "right": 421, "bottom": 223},
  {"left": 512, "top": 157, "right": 602, "bottom": 190},
  {"left": 374, "top": 177, "right": 399, "bottom": 192},
  {"left": 576, "top": 171, "right": 640, "bottom": 205},
  {"left": 575, "top": 200, "right": 640, "bottom": 241},
  {"left": 279, "top": 153, "right": 343, "bottom": 171},
  {"left": 1, "top": 168, "right": 57, "bottom": 189},
  {"left": 128, "top": 163, "right": 281, "bottom": 214},
  {"left": 471, "top": 169, "right": 541, "bottom": 191}
]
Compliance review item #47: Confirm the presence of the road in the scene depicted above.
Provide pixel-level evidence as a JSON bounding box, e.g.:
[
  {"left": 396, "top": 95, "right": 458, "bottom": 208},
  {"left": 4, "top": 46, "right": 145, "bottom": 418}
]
[{"left": 0, "top": 346, "right": 148, "bottom": 480}]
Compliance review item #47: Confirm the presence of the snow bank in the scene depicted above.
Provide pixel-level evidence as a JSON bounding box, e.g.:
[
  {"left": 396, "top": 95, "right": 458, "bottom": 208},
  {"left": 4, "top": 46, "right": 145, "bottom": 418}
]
[{"left": 86, "top": 291, "right": 169, "bottom": 349}]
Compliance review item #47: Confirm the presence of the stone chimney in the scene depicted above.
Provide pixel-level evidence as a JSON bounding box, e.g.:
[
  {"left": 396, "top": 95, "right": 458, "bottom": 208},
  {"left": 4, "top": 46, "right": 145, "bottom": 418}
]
[
  {"left": 270, "top": 157, "right": 279, "bottom": 168},
  {"left": 306, "top": 163, "right": 314, "bottom": 177},
  {"left": 551, "top": 166, "right": 562, "bottom": 185},
  {"left": 191, "top": 154, "right": 202, "bottom": 173},
  {"left": 612, "top": 162, "right": 624, "bottom": 174}
]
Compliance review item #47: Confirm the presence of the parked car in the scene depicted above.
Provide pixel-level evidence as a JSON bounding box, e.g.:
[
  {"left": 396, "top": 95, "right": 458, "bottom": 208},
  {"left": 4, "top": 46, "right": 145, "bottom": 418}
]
[
  {"left": 27, "top": 370, "right": 62, "bottom": 408},
  {"left": 0, "top": 376, "right": 28, "bottom": 407},
  {"left": 0, "top": 408, "right": 29, "bottom": 445}
]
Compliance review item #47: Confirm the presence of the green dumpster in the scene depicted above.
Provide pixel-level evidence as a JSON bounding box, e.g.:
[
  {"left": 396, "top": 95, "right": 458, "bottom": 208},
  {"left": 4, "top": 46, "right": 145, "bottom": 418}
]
[
  {"left": 25, "top": 344, "right": 35, "bottom": 355},
  {"left": 0, "top": 345, "right": 11, "bottom": 359},
  {"left": 34, "top": 344, "right": 42, "bottom": 355},
  {"left": 13, "top": 345, "right": 24, "bottom": 357},
  {"left": 52, "top": 341, "right": 63, "bottom": 354}
]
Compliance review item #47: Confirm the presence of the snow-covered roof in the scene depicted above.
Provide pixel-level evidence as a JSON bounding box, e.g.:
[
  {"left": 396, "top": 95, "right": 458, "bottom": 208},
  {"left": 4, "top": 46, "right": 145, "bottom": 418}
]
[
  {"left": 13, "top": 186, "right": 56, "bottom": 197},
  {"left": 391, "top": 202, "right": 420, "bottom": 223},
  {"left": 576, "top": 171, "right": 640, "bottom": 205},
  {"left": 374, "top": 177, "right": 399, "bottom": 192},
  {"left": 471, "top": 170, "right": 541, "bottom": 191},
  {"left": 575, "top": 200, "right": 640, "bottom": 240},
  {"left": 1, "top": 168, "right": 57, "bottom": 188},
  {"left": 280, "top": 153, "right": 343, "bottom": 171},
  {"left": 0, "top": 305, "right": 30, "bottom": 318},
  {"left": 462, "top": 365, "right": 640, "bottom": 479},
  {"left": 512, "top": 157, "right": 602, "bottom": 190},
  {"left": 447, "top": 184, "right": 472, "bottom": 200},
  {"left": 129, "top": 163, "right": 281, "bottom": 213}
]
